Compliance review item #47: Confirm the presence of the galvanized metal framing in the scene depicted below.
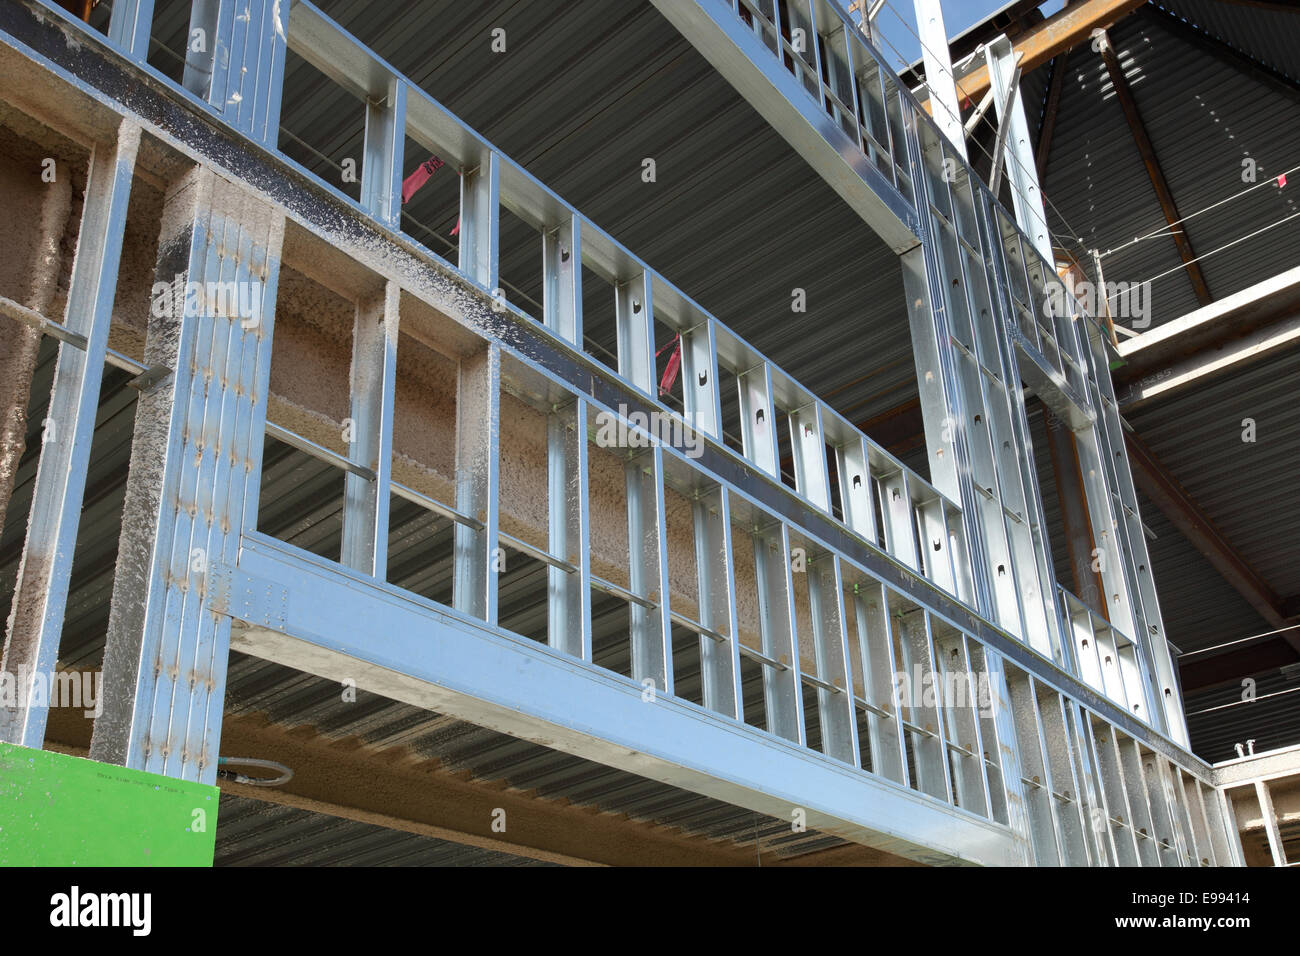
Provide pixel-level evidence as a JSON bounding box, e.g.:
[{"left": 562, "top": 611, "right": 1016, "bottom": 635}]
[
  {"left": 89, "top": 165, "right": 286, "bottom": 784},
  {"left": 543, "top": 213, "right": 582, "bottom": 348},
  {"left": 738, "top": 362, "right": 779, "bottom": 479},
  {"left": 980, "top": 649, "right": 1034, "bottom": 864},
  {"left": 626, "top": 445, "right": 672, "bottom": 693},
  {"left": 230, "top": 531, "right": 1015, "bottom": 865},
  {"left": 913, "top": 0, "right": 966, "bottom": 158},
  {"left": 340, "top": 280, "right": 399, "bottom": 578},
  {"left": 985, "top": 36, "right": 1052, "bottom": 262},
  {"left": 546, "top": 398, "right": 591, "bottom": 661},
  {"left": 753, "top": 522, "right": 804, "bottom": 744},
  {"left": 615, "top": 271, "right": 657, "bottom": 397},
  {"left": 1213, "top": 744, "right": 1296, "bottom": 867},
  {"left": 452, "top": 344, "right": 501, "bottom": 625},
  {"left": 681, "top": 318, "right": 723, "bottom": 442},
  {"left": 361, "top": 79, "right": 406, "bottom": 230},
  {"left": 1, "top": 0, "right": 1238, "bottom": 863},
  {"left": 107, "top": 0, "right": 154, "bottom": 62},
  {"left": 460, "top": 152, "right": 501, "bottom": 295},
  {"left": 805, "top": 552, "right": 858, "bottom": 765},
  {"left": 183, "top": 0, "right": 288, "bottom": 148},
  {"left": 904, "top": 120, "right": 1062, "bottom": 668},
  {"left": 652, "top": 0, "right": 921, "bottom": 251},
  {"left": 693, "top": 486, "right": 742, "bottom": 719},
  {"left": 0, "top": 120, "right": 140, "bottom": 748}
]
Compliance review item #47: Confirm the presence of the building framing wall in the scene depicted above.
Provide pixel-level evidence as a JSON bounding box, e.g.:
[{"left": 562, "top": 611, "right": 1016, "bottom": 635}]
[{"left": 0, "top": 0, "right": 1240, "bottom": 866}]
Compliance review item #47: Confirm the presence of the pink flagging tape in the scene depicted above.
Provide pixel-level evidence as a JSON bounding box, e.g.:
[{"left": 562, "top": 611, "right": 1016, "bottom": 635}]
[
  {"left": 401, "top": 155, "right": 445, "bottom": 204},
  {"left": 659, "top": 335, "right": 682, "bottom": 396}
]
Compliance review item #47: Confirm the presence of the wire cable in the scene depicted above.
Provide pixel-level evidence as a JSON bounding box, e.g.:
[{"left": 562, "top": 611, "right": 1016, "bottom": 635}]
[
  {"left": 1100, "top": 163, "right": 1300, "bottom": 259},
  {"left": 1179, "top": 622, "right": 1300, "bottom": 661},
  {"left": 1114, "top": 209, "right": 1300, "bottom": 302},
  {"left": 874, "top": 0, "right": 1094, "bottom": 264}
]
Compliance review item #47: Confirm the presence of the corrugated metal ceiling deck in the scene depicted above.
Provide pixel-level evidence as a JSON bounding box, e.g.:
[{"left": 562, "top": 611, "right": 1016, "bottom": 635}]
[
  {"left": 215, "top": 794, "right": 558, "bottom": 866},
  {"left": 1035, "top": 8, "right": 1300, "bottom": 326},
  {"left": 158, "top": 0, "right": 920, "bottom": 437}
]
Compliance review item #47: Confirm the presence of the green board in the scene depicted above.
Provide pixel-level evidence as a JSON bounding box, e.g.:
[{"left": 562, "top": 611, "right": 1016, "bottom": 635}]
[{"left": 0, "top": 744, "right": 217, "bottom": 866}]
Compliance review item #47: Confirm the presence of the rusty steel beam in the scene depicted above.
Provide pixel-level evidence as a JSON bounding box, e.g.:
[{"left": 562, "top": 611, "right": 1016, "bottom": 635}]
[
  {"left": 1096, "top": 29, "right": 1214, "bottom": 307},
  {"left": 1035, "top": 51, "right": 1068, "bottom": 182},
  {"left": 923, "top": 0, "right": 1145, "bottom": 109},
  {"left": 1125, "top": 431, "right": 1295, "bottom": 641},
  {"left": 1042, "top": 403, "right": 1106, "bottom": 613}
]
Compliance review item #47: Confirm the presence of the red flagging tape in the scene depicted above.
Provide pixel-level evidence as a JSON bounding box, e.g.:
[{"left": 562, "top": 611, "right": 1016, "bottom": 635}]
[
  {"left": 659, "top": 334, "right": 682, "bottom": 397},
  {"left": 401, "top": 155, "right": 445, "bottom": 205}
]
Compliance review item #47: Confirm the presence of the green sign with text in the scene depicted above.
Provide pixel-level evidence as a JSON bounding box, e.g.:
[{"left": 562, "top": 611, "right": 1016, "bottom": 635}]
[{"left": 0, "top": 743, "right": 217, "bottom": 866}]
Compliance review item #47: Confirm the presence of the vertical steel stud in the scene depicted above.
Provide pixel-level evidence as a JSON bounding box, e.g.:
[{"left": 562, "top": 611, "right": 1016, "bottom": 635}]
[{"left": 1, "top": 123, "right": 139, "bottom": 748}]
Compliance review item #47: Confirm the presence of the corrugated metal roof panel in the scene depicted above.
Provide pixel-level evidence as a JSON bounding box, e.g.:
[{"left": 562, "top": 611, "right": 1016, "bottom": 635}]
[
  {"left": 1185, "top": 669, "right": 1300, "bottom": 763},
  {"left": 276, "top": 0, "right": 920, "bottom": 436},
  {"left": 1162, "top": 0, "right": 1300, "bottom": 82},
  {"left": 1129, "top": 342, "right": 1300, "bottom": 600},
  {"left": 222, "top": 652, "right": 851, "bottom": 860},
  {"left": 214, "top": 794, "right": 557, "bottom": 866},
  {"left": 1035, "top": 10, "right": 1300, "bottom": 328}
]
